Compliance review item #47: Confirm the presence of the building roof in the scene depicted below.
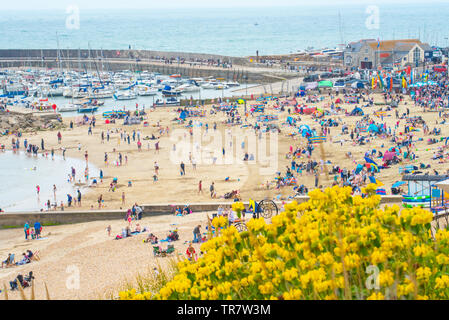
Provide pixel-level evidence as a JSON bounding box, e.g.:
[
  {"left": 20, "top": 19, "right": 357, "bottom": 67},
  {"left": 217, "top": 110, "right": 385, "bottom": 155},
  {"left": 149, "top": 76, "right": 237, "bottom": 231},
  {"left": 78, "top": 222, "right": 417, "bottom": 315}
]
[
  {"left": 367, "top": 39, "right": 421, "bottom": 51},
  {"left": 403, "top": 175, "right": 449, "bottom": 182},
  {"left": 346, "top": 39, "right": 376, "bottom": 53},
  {"left": 417, "top": 43, "right": 433, "bottom": 51}
]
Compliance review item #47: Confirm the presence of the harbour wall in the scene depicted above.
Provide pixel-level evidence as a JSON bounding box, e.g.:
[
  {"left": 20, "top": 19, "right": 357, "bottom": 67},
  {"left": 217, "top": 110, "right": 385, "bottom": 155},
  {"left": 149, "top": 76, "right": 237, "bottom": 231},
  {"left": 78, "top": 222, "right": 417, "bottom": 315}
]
[
  {"left": 0, "top": 49, "right": 299, "bottom": 84},
  {"left": 0, "top": 196, "right": 403, "bottom": 228}
]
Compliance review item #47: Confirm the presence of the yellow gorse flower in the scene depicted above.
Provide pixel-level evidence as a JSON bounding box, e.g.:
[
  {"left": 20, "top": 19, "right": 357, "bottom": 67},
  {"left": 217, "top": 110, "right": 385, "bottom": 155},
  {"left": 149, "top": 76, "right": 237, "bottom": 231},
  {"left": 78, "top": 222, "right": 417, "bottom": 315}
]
[{"left": 119, "top": 185, "right": 449, "bottom": 300}]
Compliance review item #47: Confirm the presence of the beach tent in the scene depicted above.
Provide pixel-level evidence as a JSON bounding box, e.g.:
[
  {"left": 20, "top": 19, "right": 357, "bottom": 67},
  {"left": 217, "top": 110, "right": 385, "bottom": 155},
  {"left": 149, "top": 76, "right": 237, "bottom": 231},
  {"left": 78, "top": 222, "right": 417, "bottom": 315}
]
[
  {"left": 318, "top": 81, "right": 333, "bottom": 88},
  {"left": 364, "top": 157, "right": 379, "bottom": 172},
  {"left": 303, "top": 107, "right": 317, "bottom": 115},
  {"left": 286, "top": 116, "right": 295, "bottom": 126},
  {"left": 355, "top": 164, "right": 364, "bottom": 175},
  {"left": 350, "top": 107, "right": 364, "bottom": 116},
  {"left": 367, "top": 124, "right": 380, "bottom": 133},
  {"left": 383, "top": 151, "right": 396, "bottom": 162},
  {"left": 179, "top": 110, "right": 187, "bottom": 120},
  {"left": 299, "top": 125, "right": 313, "bottom": 137},
  {"left": 392, "top": 181, "right": 406, "bottom": 188}
]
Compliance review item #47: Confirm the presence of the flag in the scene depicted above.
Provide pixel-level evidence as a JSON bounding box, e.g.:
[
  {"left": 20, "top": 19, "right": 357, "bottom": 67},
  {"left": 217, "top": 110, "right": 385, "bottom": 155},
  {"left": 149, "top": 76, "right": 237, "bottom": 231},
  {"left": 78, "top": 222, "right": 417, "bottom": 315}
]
[
  {"left": 372, "top": 77, "right": 377, "bottom": 90},
  {"left": 377, "top": 73, "right": 384, "bottom": 89},
  {"left": 377, "top": 38, "right": 380, "bottom": 48},
  {"left": 390, "top": 77, "right": 393, "bottom": 92},
  {"left": 402, "top": 76, "right": 408, "bottom": 89}
]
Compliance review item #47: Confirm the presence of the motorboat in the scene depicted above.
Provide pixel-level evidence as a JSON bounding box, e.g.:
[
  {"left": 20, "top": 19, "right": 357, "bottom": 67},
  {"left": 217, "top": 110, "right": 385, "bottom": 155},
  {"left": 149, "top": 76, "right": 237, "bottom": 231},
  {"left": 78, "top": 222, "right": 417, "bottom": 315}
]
[
  {"left": 213, "top": 83, "right": 229, "bottom": 90},
  {"left": 176, "top": 83, "right": 200, "bottom": 93},
  {"left": 225, "top": 81, "right": 240, "bottom": 87},
  {"left": 58, "top": 103, "right": 82, "bottom": 112},
  {"left": 136, "top": 85, "right": 158, "bottom": 96},
  {"left": 113, "top": 91, "right": 137, "bottom": 100},
  {"left": 77, "top": 105, "right": 98, "bottom": 113},
  {"left": 153, "top": 97, "right": 180, "bottom": 107},
  {"left": 201, "top": 81, "right": 218, "bottom": 89},
  {"left": 88, "top": 89, "right": 113, "bottom": 99},
  {"left": 162, "top": 85, "right": 182, "bottom": 97}
]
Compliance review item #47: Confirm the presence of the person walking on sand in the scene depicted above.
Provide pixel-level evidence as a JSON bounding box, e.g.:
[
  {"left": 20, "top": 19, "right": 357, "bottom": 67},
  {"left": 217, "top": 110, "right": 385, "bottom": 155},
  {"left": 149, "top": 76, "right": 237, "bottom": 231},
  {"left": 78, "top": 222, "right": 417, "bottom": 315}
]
[
  {"left": 193, "top": 225, "right": 201, "bottom": 243},
  {"left": 77, "top": 189, "right": 82, "bottom": 207},
  {"left": 98, "top": 194, "right": 103, "bottom": 209},
  {"left": 57, "top": 131, "right": 62, "bottom": 144},
  {"left": 106, "top": 225, "right": 111, "bottom": 237},
  {"left": 36, "top": 185, "right": 40, "bottom": 196},
  {"left": 127, "top": 209, "right": 132, "bottom": 227},
  {"left": 198, "top": 180, "right": 203, "bottom": 194},
  {"left": 24, "top": 222, "right": 30, "bottom": 240},
  {"left": 210, "top": 182, "right": 215, "bottom": 198},
  {"left": 53, "top": 184, "right": 57, "bottom": 200},
  {"left": 122, "top": 192, "right": 126, "bottom": 205},
  {"left": 180, "top": 161, "right": 185, "bottom": 176}
]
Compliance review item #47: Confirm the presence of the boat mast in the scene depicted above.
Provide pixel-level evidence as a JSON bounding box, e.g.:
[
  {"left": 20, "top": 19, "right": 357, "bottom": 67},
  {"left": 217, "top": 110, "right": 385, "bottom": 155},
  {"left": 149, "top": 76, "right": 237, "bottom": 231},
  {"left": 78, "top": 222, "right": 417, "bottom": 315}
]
[
  {"left": 56, "top": 32, "right": 62, "bottom": 76},
  {"left": 78, "top": 47, "right": 81, "bottom": 72}
]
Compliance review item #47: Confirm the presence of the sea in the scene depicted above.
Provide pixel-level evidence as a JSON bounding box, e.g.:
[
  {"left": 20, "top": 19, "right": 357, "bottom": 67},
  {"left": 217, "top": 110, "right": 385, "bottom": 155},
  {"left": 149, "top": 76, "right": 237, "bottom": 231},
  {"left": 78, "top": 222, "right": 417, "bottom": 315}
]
[
  {"left": 0, "top": 3, "right": 448, "bottom": 56},
  {"left": 0, "top": 151, "right": 99, "bottom": 212}
]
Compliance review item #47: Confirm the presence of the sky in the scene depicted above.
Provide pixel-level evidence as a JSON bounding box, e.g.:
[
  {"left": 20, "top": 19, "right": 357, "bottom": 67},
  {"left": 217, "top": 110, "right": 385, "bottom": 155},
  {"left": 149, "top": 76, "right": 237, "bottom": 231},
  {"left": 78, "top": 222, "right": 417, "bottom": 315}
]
[{"left": 1, "top": 0, "right": 446, "bottom": 10}]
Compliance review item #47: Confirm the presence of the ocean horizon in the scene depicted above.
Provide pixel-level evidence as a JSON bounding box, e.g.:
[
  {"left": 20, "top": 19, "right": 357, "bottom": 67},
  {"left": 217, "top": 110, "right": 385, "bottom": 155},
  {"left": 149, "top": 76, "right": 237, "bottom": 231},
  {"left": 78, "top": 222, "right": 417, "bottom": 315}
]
[{"left": 1, "top": 3, "right": 449, "bottom": 57}]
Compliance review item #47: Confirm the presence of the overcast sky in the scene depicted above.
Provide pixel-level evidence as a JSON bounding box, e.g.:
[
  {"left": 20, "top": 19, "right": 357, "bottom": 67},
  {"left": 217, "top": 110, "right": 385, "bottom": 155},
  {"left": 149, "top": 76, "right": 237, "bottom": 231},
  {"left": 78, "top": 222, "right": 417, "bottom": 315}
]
[{"left": 2, "top": 0, "right": 444, "bottom": 10}]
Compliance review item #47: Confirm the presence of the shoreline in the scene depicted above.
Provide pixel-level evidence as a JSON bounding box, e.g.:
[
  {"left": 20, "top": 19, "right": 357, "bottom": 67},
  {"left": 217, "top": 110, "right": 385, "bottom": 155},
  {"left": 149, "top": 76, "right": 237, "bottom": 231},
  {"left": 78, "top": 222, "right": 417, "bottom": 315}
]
[{"left": 0, "top": 150, "right": 100, "bottom": 212}]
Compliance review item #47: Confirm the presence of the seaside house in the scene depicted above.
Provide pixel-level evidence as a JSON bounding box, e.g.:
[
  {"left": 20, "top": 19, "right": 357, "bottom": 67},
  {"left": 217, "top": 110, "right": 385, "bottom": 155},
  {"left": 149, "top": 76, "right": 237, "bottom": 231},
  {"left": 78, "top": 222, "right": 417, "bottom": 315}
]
[{"left": 344, "top": 39, "right": 432, "bottom": 70}]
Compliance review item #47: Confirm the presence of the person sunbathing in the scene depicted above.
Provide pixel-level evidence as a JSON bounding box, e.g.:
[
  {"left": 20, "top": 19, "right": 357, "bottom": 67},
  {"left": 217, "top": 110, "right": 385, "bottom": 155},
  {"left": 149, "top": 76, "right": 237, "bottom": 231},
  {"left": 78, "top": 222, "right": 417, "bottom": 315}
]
[
  {"left": 16, "top": 253, "right": 30, "bottom": 266},
  {"left": 134, "top": 224, "right": 142, "bottom": 233}
]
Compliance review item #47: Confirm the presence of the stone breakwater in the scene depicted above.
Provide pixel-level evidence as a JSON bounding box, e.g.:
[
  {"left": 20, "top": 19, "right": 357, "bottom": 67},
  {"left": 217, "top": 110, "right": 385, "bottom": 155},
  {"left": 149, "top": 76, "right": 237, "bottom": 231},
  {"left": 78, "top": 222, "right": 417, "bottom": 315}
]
[
  {"left": 0, "top": 111, "right": 64, "bottom": 132},
  {"left": 0, "top": 49, "right": 300, "bottom": 84}
]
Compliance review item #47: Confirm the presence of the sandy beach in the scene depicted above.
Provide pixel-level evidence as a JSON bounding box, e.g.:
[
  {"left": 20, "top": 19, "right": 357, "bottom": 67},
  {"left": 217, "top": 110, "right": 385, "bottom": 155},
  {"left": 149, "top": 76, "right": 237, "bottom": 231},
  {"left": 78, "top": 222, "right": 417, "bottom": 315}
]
[
  {"left": 1, "top": 88, "right": 449, "bottom": 299},
  {"left": 1, "top": 91, "right": 447, "bottom": 211},
  {"left": 0, "top": 210, "right": 214, "bottom": 299}
]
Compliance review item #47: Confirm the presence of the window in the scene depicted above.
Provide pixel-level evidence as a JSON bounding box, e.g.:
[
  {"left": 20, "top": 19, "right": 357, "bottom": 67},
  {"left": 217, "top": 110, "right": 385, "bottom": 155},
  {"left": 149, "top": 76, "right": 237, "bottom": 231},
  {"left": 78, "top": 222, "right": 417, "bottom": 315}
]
[{"left": 413, "top": 48, "right": 420, "bottom": 64}]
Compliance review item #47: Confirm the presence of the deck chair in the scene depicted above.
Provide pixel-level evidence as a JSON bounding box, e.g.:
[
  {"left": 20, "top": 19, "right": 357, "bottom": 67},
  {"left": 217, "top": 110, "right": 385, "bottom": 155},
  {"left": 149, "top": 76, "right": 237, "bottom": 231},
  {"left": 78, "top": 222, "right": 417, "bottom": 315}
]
[
  {"left": 165, "top": 245, "right": 175, "bottom": 255},
  {"left": 31, "top": 251, "right": 40, "bottom": 261},
  {"left": 153, "top": 246, "right": 163, "bottom": 257}
]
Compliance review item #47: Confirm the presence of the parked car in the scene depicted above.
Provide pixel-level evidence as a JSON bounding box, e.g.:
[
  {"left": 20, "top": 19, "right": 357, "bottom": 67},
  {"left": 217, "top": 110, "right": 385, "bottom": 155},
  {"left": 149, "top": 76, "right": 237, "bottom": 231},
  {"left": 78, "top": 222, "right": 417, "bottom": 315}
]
[{"left": 303, "top": 74, "right": 320, "bottom": 82}]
